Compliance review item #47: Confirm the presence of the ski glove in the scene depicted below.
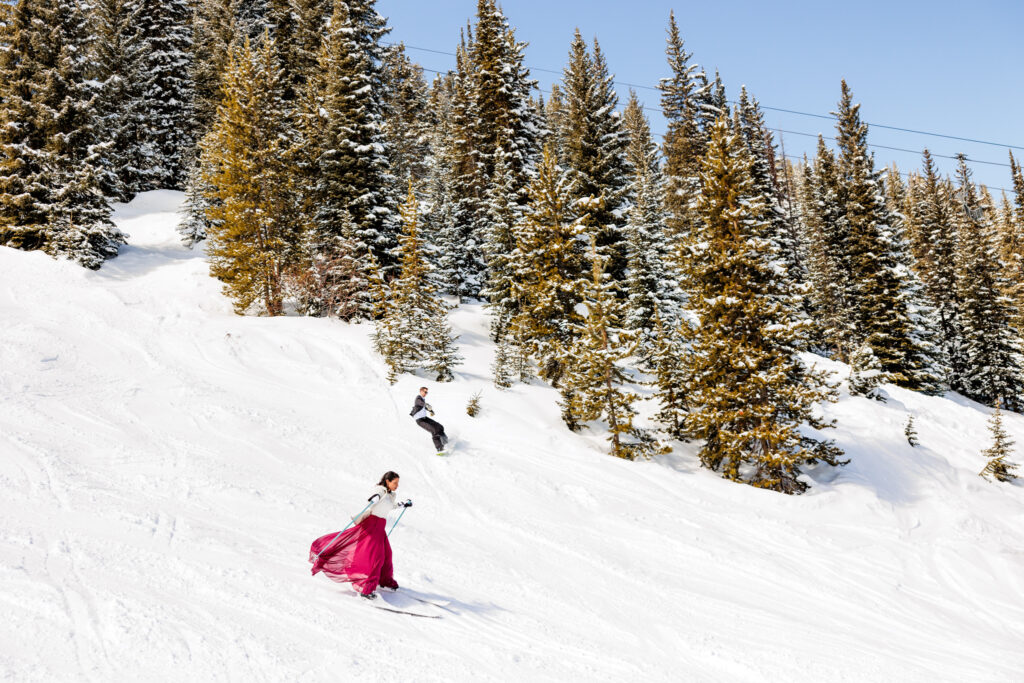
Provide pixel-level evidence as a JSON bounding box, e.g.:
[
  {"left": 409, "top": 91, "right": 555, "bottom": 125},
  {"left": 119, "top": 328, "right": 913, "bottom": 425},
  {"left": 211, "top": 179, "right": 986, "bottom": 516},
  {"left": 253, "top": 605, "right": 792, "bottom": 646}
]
[{"left": 399, "top": 500, "right": 413, "bottom": 508}]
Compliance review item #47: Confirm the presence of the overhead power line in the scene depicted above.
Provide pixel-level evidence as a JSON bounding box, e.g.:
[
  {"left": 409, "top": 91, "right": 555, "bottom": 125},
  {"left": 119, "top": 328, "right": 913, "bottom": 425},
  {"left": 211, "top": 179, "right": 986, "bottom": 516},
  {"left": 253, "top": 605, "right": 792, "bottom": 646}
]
[
  {"left": 416, "top": 64, "right": 1012, "bottom": 172},
  {"left": 390, "top": 41, "right": 1024, "bottom": 152}
]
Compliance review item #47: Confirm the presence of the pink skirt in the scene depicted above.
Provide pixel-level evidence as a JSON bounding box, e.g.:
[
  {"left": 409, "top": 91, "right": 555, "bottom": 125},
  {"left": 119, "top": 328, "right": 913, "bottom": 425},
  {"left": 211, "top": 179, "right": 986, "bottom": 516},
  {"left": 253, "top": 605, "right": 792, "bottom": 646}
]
[{"left": 309, "top": 515, "right": 396, "bottom": 594}]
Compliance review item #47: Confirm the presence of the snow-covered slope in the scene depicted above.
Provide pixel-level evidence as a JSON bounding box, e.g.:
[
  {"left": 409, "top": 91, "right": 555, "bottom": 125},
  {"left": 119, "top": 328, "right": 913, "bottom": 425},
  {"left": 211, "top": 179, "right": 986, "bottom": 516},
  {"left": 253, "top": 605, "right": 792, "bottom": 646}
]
[{"left": 2, "top": 192, "right": 1022, "bottom": 682}]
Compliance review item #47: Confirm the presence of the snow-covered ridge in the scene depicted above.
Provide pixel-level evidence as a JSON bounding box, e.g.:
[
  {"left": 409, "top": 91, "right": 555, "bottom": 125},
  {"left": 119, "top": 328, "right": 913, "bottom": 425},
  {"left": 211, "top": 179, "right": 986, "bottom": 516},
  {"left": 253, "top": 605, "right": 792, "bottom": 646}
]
[{"left": 1, "top": 193, "right": 1022, "bottom": 681}]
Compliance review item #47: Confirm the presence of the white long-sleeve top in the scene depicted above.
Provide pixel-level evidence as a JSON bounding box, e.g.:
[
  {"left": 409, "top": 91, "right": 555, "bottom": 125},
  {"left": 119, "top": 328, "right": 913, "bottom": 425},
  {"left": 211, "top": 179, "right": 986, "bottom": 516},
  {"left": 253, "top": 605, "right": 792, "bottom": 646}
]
[{"left": 354, "top": 485, "right": 399, "bottom": 524}]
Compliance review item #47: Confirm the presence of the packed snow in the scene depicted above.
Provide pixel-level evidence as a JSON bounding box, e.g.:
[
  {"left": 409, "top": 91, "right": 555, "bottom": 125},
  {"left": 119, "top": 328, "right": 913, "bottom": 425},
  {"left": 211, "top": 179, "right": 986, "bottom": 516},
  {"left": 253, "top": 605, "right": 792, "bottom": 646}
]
[{"left": 1, "top": 192, "right": 1023, "bottom": 681}]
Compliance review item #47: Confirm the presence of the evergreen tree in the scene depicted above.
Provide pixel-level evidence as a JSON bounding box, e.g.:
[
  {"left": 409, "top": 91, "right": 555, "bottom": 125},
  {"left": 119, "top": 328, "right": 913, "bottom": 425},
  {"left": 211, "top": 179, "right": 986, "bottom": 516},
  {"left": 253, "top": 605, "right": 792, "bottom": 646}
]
[
  {"left": 200, "top": 35, "right": 300, "bottom": 315},
  {"left": 621, "top": 91, "right": 679, "bottom": 363},
  {"left": 304, "top": 0, "right": 396, "bottom": 273},
  {"left": 953, "top": 155, "right": 1024, "bottom": 411},
  {"left": 275, "top": 0, "right": 331, "bottom": 100},
  {"left": 468, "top": 0, "right": 540, "bottom": 200},
  {"left": 381, "top": 42, "right": 432, "bottom": 188},
  {"left": 93, "top": 0, "right": 158, "bottom": 200},
  {"left": 433, "top": 37, "right": 485, "bottom": 300},
  {"left": 542, "top": 83, "right": 566, "bottom": 160},
  {"left": 178, "top": 157, "right": 214, "bottom": 247},
  {"left": 684, "top": 116, "right": 844, "bottom": 494},
  {"left": 45, "top": 0, "right": 125, "bottom": 269},
  {"left": 0, "top": 0, "right": 124, "bottom": 267},
  {"left": 912, "top": 149, "right": 962, "bottom": 386},
  {"left": 511, "top": 145, "right": 591, "bottom": 385},
  {"left": 190, "top": 0, "right": 243, "bottom": 137},
  {"left": 481, "top": 148, "right": 521, "bottom": 338},
  {"left": 233, "top": 0, "right": 268, "bottom": 38},
  {"left": 432, "top": 1, "right": 540, "bottom": 299},
  {"left": 377, "top": 184, "right": 461, "bottom": 382},
  {"left": 658, "top": 11, "right": 704, "bottom": 254},
  {"left": 904, "top": 414, "right": 919, "bottom": 447},
  {"left": 1003, "top": 152, "right": 1024, "bottom": 331},
  {"left": 979, "top": 403, "right": 1019, "bottom": 482},
  {"left": 847, "top": 344, "right": 888, "bottom": 400},
  {"left": 650, "top": 305, "right": 689, "bottom": 440},
  {"left": 492, "top": 336, "right": 514, "bottom": 389},
  {"left": 0, "top": 0, "right": 62, "bottom": 251},
  {"left": 558, "top": 31, "right": 630, "bottom": 282},
  {"left": 297, "top": 208, "right": 370, "bottom": 320},
  {"left": 833, "top": 81, "right": 941, "bottom": 393},
  {"left": 737, "top": 88, "right": 808, "bottom": 322},
  {"left": 137, "top": 0, "right": 193, "bottom": 188},
  {"left": 562, "top": 238, "right": 658, "bottom": 459},
  {"left": 800, "top": 141, "right": 854, "bottom": 357}
]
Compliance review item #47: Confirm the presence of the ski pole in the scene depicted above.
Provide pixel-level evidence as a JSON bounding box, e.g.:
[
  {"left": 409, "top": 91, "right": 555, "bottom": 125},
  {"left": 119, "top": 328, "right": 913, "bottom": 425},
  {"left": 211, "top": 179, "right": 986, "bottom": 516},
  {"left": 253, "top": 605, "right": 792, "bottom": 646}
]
[
  {"left": 385, "top": 505, "right": 405, "bottom": 536},
  {"left": 313, "top": 494, "right": 379, "bottom": 561}
]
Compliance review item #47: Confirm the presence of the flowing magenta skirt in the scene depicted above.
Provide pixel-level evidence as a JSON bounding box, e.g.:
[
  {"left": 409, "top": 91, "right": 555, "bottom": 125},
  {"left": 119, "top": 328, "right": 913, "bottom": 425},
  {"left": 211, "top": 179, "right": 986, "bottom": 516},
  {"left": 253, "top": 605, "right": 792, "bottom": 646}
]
[{"left": 309, "top": 515, "right": 395, "bottom": 594}]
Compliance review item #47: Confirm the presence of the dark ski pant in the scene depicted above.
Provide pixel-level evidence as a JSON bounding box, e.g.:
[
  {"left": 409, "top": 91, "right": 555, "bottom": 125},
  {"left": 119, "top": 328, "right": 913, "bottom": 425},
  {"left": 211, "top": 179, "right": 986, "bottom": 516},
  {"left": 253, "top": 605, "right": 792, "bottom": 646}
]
[{"left": 416, "top": 417, "right": 446, "bottom": 451}]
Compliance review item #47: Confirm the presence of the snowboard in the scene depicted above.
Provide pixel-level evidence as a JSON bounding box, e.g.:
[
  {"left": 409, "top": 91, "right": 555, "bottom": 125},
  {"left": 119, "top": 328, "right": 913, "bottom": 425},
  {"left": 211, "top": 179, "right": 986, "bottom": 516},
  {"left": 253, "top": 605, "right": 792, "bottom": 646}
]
[{"left": 435, "top": 434, "right": 458, "bottom": 457}]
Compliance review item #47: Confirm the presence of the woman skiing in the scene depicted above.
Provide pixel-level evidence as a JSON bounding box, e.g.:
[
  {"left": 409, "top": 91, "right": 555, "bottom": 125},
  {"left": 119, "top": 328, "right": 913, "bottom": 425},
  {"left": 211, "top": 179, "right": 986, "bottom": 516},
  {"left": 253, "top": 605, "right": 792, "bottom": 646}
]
[{"left": 309, "top": 471, "right": 412, "bottom": 600}]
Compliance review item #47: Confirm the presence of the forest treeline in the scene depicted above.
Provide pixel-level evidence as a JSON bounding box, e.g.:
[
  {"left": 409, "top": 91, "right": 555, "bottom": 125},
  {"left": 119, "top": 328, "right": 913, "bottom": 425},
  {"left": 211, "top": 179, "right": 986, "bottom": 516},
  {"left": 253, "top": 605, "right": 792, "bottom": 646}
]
[{"left": 1, "top": 0, "right": 1021, "bottom": 490}]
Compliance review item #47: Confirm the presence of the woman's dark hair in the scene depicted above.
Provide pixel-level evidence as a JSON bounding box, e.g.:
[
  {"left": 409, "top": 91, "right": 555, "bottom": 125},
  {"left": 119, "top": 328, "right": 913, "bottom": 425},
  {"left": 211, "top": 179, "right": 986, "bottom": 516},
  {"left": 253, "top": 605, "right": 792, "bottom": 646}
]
[{"left": 378, "top": 471, "right": 400, "bottom": 487}]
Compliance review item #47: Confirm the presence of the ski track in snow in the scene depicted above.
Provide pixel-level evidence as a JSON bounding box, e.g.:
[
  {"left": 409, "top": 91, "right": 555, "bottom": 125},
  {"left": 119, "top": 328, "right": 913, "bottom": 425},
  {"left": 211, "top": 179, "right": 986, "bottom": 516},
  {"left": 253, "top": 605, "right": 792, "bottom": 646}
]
[{"left": 1, "top": 191, "right": 1023, "bottom": 682}]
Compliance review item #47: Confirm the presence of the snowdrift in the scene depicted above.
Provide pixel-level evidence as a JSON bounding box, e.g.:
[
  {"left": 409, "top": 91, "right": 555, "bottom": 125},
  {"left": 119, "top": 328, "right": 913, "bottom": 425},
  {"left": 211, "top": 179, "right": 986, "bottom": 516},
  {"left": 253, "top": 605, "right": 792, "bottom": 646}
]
[{"left": 1, "top": 192, "right": 1022, "bottom": 682}]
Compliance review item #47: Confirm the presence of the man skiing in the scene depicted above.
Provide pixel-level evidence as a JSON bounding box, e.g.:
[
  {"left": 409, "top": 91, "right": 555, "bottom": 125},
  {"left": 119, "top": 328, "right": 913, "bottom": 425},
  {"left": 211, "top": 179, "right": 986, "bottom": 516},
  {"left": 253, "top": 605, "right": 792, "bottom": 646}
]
[{"left": 411, "top": 386, "right": 448, "bottom": 454}]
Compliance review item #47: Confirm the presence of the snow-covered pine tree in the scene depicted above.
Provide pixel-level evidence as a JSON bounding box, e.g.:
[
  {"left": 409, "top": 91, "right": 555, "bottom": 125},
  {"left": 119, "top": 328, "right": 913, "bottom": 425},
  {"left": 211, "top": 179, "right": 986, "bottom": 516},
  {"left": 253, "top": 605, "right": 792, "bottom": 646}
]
[
  {"left": 952, "top": 155, "right": 1024, "bottom": 412},
  {"left": 621, "top": 91, "right": 679, "bottom": 364},
  {"left": 511, "top": 145, "right": 592, "bottom": 386},
  {"left": 377, "top": 183, "right": 461, "bottom": 383},
  {"left": 799, "top": 140, "right": 854, "bottom": 357},
  {"left": 178, "top": 157, "right": 214, "bottom": 247},
  {"left": 481, "top": 147, "right": 521, "bottom": 339},
  {"left": 0, "top": 0, "right": 11, "bottom": 46},
  {"left": 558, "top": 31, "right": 630, "bottom": 282},
  {"left": 658, "top": 11, "right": 704, "bottom": 258},
  {"left": 431, "top": 1, "right": 540, "bottom": 300},
  {"left": 905, "top": 414, "right": 919, "bottom": 447},
  {"left": 979, "top": 403, "right": 1019, "bottom": 482},
  {"left": 230, "top": 0, "right": 267, "bottom": 37},
  {"left": 912, "top": 149, "right": 962, "bottom": 387},
  {"left": 432, "top": 37, "right": 485, "bottom": 301},
  {"left": 43, "top": 0, "right": 126, "bottom": 269},
  {"left": 136, "top": 0, "right": 193, "bottom": 188},
  {"left": 305, "top": 0, "right": 397, "bottom": 275},
  {"left": 200, "top": 34, "right": 300, "bottom": 315},
  {"left": 0, "top": 0, "right": 124, "bottom": 267},
  {"left": 492, "top": 336, "right": 514, "bottom": 389},
  {"left": 271, "top": 0, "right": 330, "bottom": 101},
  {"left": 1003, "top": 152, "right": 1024, "bottom": 332},
  {"left": 847, "top": 344, "right": 888, "bottom": 400},
  {"left": 468, "top": 0, "right": 540, "bottom": 204},
  {"left": 296, "top": 208, "right": 370, "bottom": 320},
  {"left": 736, "top": 88, "right": 809, "bottom": 329},
  {"left": 650, "top": 305, "right": 689, "bottom": 440},
  {"left": 833, "top": 81, "right": 941, "bottom": 393},
  {"left": 0, "top": 0, "right": 62, "bottom": 252},
  {"left": 191, "top": 0, "right": 243, "bottom": 138},
  {"left": 93, "top": 0, "right": 159, "bottom": 201},
  {"left": 684, "top": 115, "right": 844, "bottom": 494},
  {"left": 542, "top": 84, "right": 566, "bottom": 160},
  {"left": 381, "top": 43, "right": 432, "bottom": 189},
  {"left": 562, "top": 237, "right": 658, "bottom": 459}
]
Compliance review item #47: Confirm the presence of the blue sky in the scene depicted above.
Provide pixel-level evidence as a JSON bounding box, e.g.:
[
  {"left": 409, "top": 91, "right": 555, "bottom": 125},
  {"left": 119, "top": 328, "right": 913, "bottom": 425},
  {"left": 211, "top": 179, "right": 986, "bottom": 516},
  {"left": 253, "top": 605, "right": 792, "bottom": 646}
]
[{"left": 378, "top": 0, "right": 1023, "bottom": 196}]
